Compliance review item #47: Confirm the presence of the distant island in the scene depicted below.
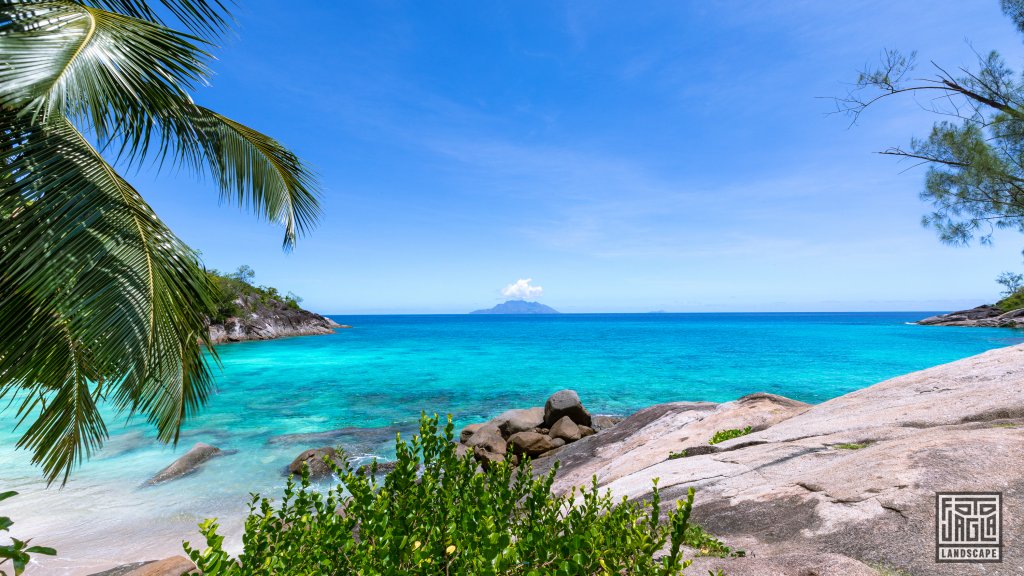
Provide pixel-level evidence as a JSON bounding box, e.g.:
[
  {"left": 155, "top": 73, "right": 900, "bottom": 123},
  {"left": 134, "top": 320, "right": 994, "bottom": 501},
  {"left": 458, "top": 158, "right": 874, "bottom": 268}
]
[{"left": 470, "top": 300, "right": 560, "bottom": 314}]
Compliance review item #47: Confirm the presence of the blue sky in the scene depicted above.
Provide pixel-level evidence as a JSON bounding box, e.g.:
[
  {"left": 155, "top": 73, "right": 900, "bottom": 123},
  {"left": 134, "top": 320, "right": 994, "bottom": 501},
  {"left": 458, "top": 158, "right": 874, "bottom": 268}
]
[{"left": 138, "top": 1, "right": 1024, "bottom": 314}]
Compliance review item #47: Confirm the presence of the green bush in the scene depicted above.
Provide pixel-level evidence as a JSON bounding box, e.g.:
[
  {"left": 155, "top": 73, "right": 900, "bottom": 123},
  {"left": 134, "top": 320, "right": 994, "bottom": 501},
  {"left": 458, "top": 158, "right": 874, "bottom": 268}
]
[
  {"left": 185, "top": 415, "right": 717, "bottom": 575},
  {"left": 205, "top": 266, "right": 306, "bottom": 323},
  {"left": 708, "top": 427, "right": 752, "bottom": 445},
  {"left": 0, "top": 491, "right": 55, "bottom": 576},
  {"left": 997, "top": 289, "right": 1024, "bottom": 312}
]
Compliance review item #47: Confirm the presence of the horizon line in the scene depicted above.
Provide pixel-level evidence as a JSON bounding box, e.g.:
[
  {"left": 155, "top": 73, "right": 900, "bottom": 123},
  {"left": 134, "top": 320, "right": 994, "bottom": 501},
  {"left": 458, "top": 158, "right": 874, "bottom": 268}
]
[{"left": 319, "top": 310, "right": 957, "bottom": 317}]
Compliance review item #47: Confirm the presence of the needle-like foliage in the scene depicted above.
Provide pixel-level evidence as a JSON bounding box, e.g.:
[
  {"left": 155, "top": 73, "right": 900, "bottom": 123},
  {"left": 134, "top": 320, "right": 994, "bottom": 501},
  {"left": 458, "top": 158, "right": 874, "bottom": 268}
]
[
  {"left": 835, "top": 0, "right": 1024, "bottom": 249},
  {"left": 0, "top": 0, "right": 321, "bottom": 484}
]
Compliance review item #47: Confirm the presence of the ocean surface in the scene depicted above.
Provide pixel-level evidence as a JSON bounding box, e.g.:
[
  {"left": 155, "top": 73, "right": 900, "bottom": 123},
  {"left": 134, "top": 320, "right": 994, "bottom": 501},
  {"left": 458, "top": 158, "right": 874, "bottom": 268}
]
[{"left": 3, "top": 312, "right": 1022, "bottom": 574}]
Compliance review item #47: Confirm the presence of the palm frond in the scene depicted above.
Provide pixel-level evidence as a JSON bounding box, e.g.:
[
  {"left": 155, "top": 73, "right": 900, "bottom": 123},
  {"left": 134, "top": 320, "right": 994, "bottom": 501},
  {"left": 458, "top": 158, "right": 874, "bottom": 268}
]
[
  {"left": 0, "top": 3, "right": 320, "bottom": 246},
  {"left": 0, "top": 0, "right": 211, "bottom": 163},
  {"left": 0, "top": 111, "right": 218, "bottom": 484},
  {"left": 188, "top": 107, "right": 322, "bottom": 249},
  {"left": 85, "top": 0, "right": 232, "bottom": 39}
]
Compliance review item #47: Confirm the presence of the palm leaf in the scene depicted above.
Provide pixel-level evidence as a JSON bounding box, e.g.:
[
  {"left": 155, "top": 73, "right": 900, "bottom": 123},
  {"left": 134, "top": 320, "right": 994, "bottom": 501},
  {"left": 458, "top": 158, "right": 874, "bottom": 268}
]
[
  {"left": 85, "top": 0, "right": 232, "bottom": 39},
  {"left": 0, "top": 111, "right": 217, "bottom": 484},
  {"left": 0, "top": 0, "right": 211, "bottom": 163},
  {"left": 188, "top": 107, "right": 322, "bottom": 249},
  {"left": 0, "top": 2, "right": 320, "bottom": 247},
  {"left": 0, "top": 0, "right": 322, "bottom": 484}
]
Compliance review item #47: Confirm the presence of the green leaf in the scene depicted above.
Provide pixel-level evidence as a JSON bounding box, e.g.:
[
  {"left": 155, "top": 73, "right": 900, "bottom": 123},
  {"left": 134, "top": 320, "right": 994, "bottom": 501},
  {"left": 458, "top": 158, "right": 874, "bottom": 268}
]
[{"left": 0, "top": 112, "right": 217, "bottom": 484}]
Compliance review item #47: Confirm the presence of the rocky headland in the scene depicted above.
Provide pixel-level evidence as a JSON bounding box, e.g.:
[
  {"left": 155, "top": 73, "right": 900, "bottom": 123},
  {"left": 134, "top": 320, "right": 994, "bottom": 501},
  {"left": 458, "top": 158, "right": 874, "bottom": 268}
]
[
  {"left": 528, "top": 344, "right": 1024, "bottom": 576},
  {"left": 918, "top": 303, "right": 1024, "bottom": 328},
  {"left": 207, "top": 292, "right": 346, "bottom": 344}
]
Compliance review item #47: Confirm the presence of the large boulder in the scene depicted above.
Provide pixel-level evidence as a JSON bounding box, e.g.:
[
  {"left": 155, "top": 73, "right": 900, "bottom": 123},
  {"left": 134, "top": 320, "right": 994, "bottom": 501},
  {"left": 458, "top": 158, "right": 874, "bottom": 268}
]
[
  {"left": 465, "top": 424, "right": 507, "bottom": 455},
  {"left": 288, "top": 447, "right": 344, "bottom": 479},
  {"left": 146, "top": 443, "right": 223, "bottom": 485},
  {"left": 496, "top": 407, "right": 545, "bottom": 437},
  {"left": 543, "top": 389, "right": 592, "bottom": 427},
  {"left": 472, "top": 446, "right": 505, "bottom": 469},
  {"left": 538, "top": 344, "right": 1024, "bottom": 576},
  {"left": 507, "top": 432, "right": 557, "bottom": 457},
  {"left": 549, "top": 416, "right": 582, "bottom": 442},
  {"left": 460, "top": 423, "right": 483, "bottom": 443}
]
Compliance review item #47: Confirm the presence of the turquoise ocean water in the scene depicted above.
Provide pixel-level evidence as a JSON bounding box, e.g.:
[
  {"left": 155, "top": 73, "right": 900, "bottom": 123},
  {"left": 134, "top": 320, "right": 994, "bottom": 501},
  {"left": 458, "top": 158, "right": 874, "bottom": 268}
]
[{"left": 3, "top": 312, "right": 1022, "bottom": 574}]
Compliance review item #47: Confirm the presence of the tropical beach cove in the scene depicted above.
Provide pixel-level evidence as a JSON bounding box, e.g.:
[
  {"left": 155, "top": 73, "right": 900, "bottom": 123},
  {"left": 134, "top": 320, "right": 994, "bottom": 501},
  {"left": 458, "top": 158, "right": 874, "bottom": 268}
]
[
  {"left": 5, "top": 1, "right": 1024, "bottom": 575},
  {"left": 3, "top": 314, "right": 1023, "bottom": 574}
]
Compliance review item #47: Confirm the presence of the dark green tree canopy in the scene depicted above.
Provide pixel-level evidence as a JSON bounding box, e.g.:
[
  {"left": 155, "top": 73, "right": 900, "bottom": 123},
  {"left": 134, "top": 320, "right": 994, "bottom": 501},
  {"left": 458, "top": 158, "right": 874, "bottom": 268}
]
[{"left": 838, "top": 0, "right": 1024, "bottom": 249}]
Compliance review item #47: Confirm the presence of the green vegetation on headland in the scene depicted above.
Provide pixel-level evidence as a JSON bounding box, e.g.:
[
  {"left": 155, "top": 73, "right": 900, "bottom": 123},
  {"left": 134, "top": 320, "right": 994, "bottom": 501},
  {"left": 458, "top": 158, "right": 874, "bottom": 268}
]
[
  {"left": 996, "top": 272, "right": 1024, "bottom": 312},
  {"left": 186, "top": 415, "right": 734, "bottom": 575},
  {"left": 998, "top": 291, "right": 1024, "bottom": 312},
  {"left": 207, "top": 265, "right": 304, "bottom": 324}
]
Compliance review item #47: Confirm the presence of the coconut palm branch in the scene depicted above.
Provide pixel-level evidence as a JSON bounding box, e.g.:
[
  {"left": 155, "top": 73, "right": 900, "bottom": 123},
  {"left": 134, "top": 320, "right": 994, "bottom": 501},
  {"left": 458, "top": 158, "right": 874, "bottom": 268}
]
[{"left": 0, "top": 0, "right": 321, "bottom": 484}]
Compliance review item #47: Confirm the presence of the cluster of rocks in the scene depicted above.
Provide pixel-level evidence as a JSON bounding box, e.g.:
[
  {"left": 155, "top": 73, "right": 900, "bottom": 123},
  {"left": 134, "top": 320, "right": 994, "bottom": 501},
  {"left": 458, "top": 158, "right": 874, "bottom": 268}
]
[
  {"left": 918, "top": 303, "right": 1024, "bottom": 328},
  {"left": 460, "top": 390, "right": 617, "bottom": 467}
]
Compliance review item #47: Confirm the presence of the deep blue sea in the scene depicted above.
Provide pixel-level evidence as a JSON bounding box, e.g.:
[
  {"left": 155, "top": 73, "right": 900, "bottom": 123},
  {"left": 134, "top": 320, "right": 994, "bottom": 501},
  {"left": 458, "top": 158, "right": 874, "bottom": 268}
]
[{"left": 3, "top": 312, "right": 1022, "bottom": 574}]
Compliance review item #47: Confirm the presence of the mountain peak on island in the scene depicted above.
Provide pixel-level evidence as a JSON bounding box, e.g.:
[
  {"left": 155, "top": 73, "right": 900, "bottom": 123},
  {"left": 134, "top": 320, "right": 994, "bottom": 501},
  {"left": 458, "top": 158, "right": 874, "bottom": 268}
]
[{"left": 470, "top": 300, "right": 560, "bottom": 315}]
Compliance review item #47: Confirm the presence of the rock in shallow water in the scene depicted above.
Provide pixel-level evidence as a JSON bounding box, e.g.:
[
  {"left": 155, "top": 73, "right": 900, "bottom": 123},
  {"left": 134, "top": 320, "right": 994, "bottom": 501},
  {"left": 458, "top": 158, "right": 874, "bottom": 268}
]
[
  {"left": 146, "top": 443, "right": 224, "bottom": 485},
  {"left": 287, "top": 447, "right": 344, "bottom": 479}
]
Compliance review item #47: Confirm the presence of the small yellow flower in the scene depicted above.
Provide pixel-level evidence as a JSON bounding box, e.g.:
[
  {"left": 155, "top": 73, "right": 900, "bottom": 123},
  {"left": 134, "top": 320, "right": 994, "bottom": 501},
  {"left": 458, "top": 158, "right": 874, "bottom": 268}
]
[
  {"left": 412, "top": 540, "right": 421, "bottom": 550},
  {"left": 446, "top": 545, "right": 456, "bottom": 555}
]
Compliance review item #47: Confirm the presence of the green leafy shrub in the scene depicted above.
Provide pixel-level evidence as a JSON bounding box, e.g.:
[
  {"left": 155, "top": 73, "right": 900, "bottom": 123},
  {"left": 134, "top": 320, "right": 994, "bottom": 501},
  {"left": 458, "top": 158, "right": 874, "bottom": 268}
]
[
  {"left": 708, "top": 427, "right": 752, "bottom": 445},
  {"left": 668, "top": 450, "right": 686, "bottom": 460},
  {"left": 997, "top": 289, "right": 1024, "bottom": 312},
  {"left": 206, "top": 266, "right": 306, "bottom": 323},
  {"left": 682, "top": 524, "right": 743, "bottom": 559},
  {"left": 186, "top": 415, "right": 714, "bottom": 575},
  {"left": 0, "top": 491, "right": 55, "bottom": 576}
]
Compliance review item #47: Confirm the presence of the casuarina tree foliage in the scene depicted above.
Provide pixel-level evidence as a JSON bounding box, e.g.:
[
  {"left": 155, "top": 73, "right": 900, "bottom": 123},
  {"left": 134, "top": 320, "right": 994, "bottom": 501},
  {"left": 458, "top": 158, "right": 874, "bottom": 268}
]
[
  {"left": 838, "top": 0, "right": 1024, "bottom": 250},
  {"left": 0, "top": 0, "right": 321, "bottom": 484}
]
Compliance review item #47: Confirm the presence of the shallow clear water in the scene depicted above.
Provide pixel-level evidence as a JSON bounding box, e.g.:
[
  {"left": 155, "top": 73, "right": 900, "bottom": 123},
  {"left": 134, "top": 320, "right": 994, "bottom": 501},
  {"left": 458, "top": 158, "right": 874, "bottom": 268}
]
[{"left": 2, "top": 313, "right": 1021, "bottom": 574}]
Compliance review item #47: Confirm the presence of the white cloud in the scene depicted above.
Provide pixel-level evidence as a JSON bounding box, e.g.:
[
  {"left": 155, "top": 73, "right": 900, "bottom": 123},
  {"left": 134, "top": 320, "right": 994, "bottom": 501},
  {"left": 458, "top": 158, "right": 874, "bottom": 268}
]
[{"left": 501, "top": 278, "right": 544, "bottom": 301}]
